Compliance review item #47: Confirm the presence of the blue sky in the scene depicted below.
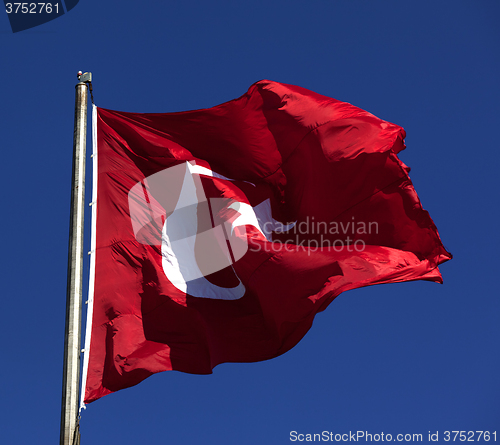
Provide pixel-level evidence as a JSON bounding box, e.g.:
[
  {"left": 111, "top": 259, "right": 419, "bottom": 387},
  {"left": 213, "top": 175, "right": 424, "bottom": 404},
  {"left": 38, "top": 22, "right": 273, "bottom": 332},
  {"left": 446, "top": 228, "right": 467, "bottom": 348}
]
[{"left": 0, "top": 1, "right": 498, "bottom": 444}]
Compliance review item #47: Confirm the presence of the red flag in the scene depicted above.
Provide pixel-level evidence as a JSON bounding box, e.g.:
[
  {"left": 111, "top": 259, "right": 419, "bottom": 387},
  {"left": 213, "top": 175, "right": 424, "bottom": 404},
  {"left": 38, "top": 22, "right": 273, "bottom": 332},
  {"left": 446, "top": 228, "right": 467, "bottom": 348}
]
[{"left": 82, "top": 80, "right": 451, "bottom": 405}]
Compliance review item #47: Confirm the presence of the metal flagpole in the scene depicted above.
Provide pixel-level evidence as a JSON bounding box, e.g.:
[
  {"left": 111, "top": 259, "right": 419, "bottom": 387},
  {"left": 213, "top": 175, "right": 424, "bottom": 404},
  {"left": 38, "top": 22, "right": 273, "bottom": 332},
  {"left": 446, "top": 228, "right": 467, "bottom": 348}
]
[{"left": 60, "top": 71, "right": 92, "bottom": 445}]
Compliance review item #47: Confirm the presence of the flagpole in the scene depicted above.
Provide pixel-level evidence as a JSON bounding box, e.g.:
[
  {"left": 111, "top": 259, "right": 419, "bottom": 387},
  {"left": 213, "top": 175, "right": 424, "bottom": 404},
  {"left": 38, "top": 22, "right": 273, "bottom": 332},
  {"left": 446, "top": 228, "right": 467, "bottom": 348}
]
[{"left": 60, "top": 71, "right": 92, "bottom": 445}]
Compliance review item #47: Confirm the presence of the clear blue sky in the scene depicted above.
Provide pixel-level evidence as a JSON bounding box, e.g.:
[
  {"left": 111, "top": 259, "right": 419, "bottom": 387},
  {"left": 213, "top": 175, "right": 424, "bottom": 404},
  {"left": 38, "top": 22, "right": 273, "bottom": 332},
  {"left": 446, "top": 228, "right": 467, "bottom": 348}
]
[{"left": 0, "top": 1, "right": 498, "bottom": 444}]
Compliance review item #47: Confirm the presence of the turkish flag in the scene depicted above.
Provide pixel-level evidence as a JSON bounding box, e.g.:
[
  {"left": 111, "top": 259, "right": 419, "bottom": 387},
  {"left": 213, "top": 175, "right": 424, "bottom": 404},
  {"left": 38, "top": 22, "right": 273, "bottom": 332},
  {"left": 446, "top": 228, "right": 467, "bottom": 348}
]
[{"left": 82, "top": 80, "right": 451, "bottom": 404}]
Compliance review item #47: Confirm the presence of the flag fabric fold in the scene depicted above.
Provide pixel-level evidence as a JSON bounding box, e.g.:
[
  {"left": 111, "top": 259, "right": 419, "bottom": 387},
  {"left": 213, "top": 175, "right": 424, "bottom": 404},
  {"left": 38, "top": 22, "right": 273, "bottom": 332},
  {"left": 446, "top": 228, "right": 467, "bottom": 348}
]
[{"left": 82, "top": 80, "right": 451, "bottom": 405}]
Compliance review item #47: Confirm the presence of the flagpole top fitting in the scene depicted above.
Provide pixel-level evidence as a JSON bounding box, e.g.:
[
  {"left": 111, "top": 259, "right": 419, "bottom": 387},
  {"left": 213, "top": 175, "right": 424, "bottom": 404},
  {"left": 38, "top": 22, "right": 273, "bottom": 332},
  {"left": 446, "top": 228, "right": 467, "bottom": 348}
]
[{"left": 77, "top": 71, "right": 92, "bottom": 85}]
